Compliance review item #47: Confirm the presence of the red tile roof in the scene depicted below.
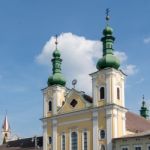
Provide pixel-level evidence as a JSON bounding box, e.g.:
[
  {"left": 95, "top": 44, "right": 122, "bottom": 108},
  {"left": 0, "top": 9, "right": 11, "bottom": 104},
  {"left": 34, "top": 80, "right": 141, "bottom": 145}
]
[{"left": 126, "top": 111, "right": 150, "bottom": 133}]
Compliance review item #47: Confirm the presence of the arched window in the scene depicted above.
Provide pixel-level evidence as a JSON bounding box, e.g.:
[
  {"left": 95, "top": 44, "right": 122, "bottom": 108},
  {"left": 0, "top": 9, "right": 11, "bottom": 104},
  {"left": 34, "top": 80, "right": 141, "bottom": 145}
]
[
  {"left": 49, "top": 101, "right": 52, "bottom": 111},
  {"left": 61, "top": 134, "right": 65, "bottom": 150},
  {"left": 100, "top": 87, "right": 105, "bottom": 99},
  {"left": 83, "top": 131, "right": 88, "bottom": 150},
  {"left": 71, "top": 132, "right": 78, "bottom": 150},
  {"left": 117, "top": 87, "right": 120, "bottom": 100},
  {"left": 101, "top": 145, "right": 105, "bottom": 150}
]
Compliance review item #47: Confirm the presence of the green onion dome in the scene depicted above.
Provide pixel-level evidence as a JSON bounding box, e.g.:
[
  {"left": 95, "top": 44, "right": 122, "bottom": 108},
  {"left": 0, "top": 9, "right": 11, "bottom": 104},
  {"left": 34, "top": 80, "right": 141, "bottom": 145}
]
[
  {"left": 96, "top": 25, "right": 120, "bottom": 70},
  {"left": 53, "top": 49, "right": 61, "bottom": 57},
  {"left": 47, "top": 48, "right": 66, "bottom": 87},
  {"left": 103, "top": 25, "right": 113, "bottom": 36}
]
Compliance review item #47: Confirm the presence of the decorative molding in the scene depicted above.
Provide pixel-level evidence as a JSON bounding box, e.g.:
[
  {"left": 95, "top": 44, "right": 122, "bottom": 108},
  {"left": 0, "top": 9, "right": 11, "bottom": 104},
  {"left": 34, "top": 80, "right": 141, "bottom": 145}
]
[{"left": 58, "top": 118, "right": 91, "bottom": 126}]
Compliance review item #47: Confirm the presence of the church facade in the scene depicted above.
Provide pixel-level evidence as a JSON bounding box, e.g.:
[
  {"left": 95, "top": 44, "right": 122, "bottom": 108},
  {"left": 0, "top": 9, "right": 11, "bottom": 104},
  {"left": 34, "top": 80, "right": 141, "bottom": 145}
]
[{"left": 41, "top": 14, "right": 150, "bottom": 150}]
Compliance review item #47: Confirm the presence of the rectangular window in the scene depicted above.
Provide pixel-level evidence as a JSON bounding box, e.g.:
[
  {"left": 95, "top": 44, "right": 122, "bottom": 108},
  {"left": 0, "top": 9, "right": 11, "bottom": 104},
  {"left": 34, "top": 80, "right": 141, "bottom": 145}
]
[
  {"left": 49, "top": 137, "right": 52, "bottom": 144},
  {"left": 135, "top": 146, "right": 141, "bottom": 150},
  {"left": 121, "top": 146, "right": 128, "bottom": 150},
  {"left": 71, "top": 132, "right": 78, "bottom": 150},
  {"left": 61, "top": 134, "right": 65, "bottom": 150},
  {"left": 83, "top": 131, "right": 88, "bottom": 150}
]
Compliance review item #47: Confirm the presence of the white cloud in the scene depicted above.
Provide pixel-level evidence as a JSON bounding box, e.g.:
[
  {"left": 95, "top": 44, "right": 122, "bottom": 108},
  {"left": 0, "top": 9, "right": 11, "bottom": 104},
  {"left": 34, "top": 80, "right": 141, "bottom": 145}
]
[
  {"left": 144, "top": 37, "right": 150, "bottom": 44},
  {"left": 114, "top": 51, "right": 127, "bottom": 63},
  {"left": 36, "top": 33, "right": 135, "bottom": 94},
  {"left": 122, "top": 65, "right": 138, "bottom": 76}
]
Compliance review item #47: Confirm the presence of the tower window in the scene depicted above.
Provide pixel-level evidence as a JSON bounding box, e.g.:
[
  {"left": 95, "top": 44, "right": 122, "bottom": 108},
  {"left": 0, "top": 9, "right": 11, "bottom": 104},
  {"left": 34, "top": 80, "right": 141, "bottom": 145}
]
[
  {"left": 71, "top": 132, "right": 78, "bottom": 150},
  {"left": 99, "top": 130, "right": 105, "bottom": 139},
  {"left": 49, "top": 136, "right": 52, "bottom": 144},
  {"left": 70, "top": 99, "right": 78, "bottom": 107},
  {"left": 49, "top": 101, "right": 52, "bottom": 111},
  {"left": 117, "top": 87, "right": 120, "bottom": 100},
  {"left": 100, "top": 87, "right": 105, "bottom": 99}
]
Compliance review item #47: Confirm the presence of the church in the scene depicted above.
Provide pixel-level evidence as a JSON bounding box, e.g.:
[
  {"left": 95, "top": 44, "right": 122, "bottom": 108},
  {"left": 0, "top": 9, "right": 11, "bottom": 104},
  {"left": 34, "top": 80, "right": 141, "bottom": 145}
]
[
  {"left": 41, "top": 12, "right": 150, "bottom": 150},
  {"left": 0, "top": 11, "right": 150, "bottom": 150}
]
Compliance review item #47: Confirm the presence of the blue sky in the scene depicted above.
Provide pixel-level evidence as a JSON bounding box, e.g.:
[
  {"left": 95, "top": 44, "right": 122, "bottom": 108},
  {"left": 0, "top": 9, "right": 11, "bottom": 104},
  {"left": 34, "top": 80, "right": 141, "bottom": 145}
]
[{"left": 0, "top": 0, "right": 150, "bottom": 139}]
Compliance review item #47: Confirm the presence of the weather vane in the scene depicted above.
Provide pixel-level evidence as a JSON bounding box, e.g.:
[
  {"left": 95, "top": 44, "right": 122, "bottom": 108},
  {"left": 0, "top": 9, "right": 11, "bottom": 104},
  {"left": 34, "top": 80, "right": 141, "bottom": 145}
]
[
  {"left": 106, "top": 8, "right": 110, "bottom": 24},
  {"left": 55, "top": 34, "right": 58, "bottom": 49}
]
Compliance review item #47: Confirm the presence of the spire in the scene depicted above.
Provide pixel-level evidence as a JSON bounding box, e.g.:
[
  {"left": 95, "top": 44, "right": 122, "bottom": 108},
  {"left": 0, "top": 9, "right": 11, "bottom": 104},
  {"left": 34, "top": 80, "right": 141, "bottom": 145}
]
[
  {"left": 140, "top": 95, "right": 149, "bottom": 119},
  {"left": 47, "top": 35, "right": 66, "bottom": 87},
  {"left": 96, "top": 9, "right": 120, "bottom": 70},
  {"left": 2, "top": 115, "right": 10, "bottom": 132},
  {"left": 2, "top": 114, "right": 11, "bottom": 143}
]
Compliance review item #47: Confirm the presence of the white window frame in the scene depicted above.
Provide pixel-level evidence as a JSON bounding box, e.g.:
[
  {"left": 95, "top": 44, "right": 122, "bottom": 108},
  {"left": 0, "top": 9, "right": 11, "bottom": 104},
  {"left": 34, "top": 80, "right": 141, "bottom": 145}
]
[
  {"left": 61, "top": 132, "right": 66, "bottom": 150},
  {"left": 121, "top": 146, "right": 129, "bottom": 150},
  {"left": 147, "top": 144, "right": 150, "bottom": 150},
  {"left": 82, "top": 129, "right": 89, "bottom": 150},
  {"left": 134, "top": 145, "right": 142, "bottom": 150},
  {"left": 70, "top": 129, "right": 78, "bottom": 150}
]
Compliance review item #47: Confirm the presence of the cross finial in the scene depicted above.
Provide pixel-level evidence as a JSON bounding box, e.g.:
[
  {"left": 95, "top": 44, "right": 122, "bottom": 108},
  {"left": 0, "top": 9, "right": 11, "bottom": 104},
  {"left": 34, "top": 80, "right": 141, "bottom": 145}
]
[
  {"left": 55, "top": 34, "right": 58, "bottom": 49},
  {"left": 106, "top": 8, "right": 110, "bottom": 24},
  {"left": 142, "top": 94, "right": 145, "bottom": 100}
]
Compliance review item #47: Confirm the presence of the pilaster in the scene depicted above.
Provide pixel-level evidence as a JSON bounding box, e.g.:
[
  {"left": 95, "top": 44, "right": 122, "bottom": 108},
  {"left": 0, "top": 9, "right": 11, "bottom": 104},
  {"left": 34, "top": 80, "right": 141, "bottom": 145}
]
[
  {"left": 43, "top": 121, "right": 48, "bottom": 150},
  {"left": 52, "top": 119, "right": 57, "bottom": 150},
  {"left": 106, "top": 108, "right": 112, "bottom": 150},
  {"left": 92, "top": 110, "right": 98, "bottom": 150}
]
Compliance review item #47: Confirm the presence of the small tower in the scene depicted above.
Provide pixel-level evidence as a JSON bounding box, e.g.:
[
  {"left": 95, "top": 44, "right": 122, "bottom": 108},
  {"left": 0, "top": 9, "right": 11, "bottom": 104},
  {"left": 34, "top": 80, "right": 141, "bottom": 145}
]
[
  {"left": 2, "top": 115, "right": 11, "bottom": 144},
  {"left": 90, "top": 9, "right": 127, "bottom": 150},
  {"left": 140, "top": 95, "right": 149, "bottom": 119},
  {"left": 42, "top": 35, "right": 66, "bottom": 150}
]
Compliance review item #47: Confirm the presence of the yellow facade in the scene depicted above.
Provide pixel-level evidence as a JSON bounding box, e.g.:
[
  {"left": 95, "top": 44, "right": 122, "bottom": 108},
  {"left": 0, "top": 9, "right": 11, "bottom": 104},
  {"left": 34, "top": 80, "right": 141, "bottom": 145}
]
[{"left": 42, "top": 65, "right": 128, "bottom": 150}]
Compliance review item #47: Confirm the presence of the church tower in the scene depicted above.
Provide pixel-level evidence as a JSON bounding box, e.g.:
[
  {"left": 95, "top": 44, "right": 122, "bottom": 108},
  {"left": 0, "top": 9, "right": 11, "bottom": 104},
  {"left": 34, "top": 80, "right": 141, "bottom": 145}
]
[
  {"left": 1, "top": 115, "right": 11, "bottom": 144},
  {"left": 42, "top": 35, "right": 66, "bottom": 150},
  {"left": 90, "top": 10, "right": 127, "bottom": 150},
  {"left": 140, "top": 96, "right": 149, "bottom": 119}
]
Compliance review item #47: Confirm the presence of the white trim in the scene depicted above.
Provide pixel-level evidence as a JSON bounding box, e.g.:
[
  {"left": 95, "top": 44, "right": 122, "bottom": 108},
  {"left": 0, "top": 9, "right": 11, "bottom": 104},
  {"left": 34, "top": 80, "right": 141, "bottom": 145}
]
[
  {"left": 58, "top": 118, "right": 91, "bottom": 126},
  {"left": 121, "top": 79, "right": 125, "bottom": 107},
  {"left": 92, "top": 77, "right": 98, "bottom": 106},
  {"left": 41, "top": 103, "right": 127, "bottom": 121},
  {"left": 106, "top": 108, "right": 112, "bottom": 150},
  {"left": 92, "top": 110, "right": 98, "bottom": 150},
  {"left": 113, "top": 109, "right": 118, "bottom": 138},
  {"left": 43, "top": 121, "right": 48, "bottom": 150},
  {"left": 52, "top": 119, "right": 57, "bottom": 150},
  {"left": 122, "top": 113, "right": 126, "bottom": 135}
]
